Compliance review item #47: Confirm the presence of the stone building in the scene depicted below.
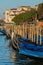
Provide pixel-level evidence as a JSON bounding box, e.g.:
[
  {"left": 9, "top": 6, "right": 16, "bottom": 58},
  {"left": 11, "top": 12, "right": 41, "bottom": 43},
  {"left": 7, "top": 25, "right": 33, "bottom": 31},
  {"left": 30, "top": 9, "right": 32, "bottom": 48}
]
[{"left": 5, "top": 6, "right": 31, "bottom": 23}]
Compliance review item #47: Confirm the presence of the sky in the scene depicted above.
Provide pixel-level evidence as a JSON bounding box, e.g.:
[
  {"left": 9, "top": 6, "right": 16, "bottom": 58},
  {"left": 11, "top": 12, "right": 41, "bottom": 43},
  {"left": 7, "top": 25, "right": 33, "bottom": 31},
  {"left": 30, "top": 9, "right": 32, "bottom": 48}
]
[{"left": 0, "top": 0, "right": 43, "bottom": 18}]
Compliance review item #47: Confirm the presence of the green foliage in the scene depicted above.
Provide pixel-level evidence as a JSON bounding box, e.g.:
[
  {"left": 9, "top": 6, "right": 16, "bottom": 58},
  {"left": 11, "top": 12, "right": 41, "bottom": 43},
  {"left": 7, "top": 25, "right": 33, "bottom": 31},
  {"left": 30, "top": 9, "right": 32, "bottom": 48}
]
[
  {"left": 12, "top": 9, "right": 36, "bottom": 25},
  {"left": 37, "top": 3, "right": 43, "bottom": 19}
]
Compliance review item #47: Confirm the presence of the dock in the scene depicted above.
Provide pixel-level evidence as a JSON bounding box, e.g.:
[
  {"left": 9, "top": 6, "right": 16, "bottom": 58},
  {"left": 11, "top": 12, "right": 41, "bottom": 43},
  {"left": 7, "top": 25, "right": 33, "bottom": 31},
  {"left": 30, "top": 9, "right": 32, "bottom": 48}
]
[{"left": 9, "top": 22, "right": 43, "bottom": 50}]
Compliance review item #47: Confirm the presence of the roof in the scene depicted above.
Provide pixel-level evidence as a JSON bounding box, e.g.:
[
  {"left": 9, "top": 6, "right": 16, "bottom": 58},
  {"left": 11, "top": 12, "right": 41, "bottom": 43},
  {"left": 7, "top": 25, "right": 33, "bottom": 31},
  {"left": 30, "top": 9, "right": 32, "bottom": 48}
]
[
  {"left": 19, "top": 6, "right": 31, "bottom": 8},
  {"left": 10, "top": 8, "right": 17, "bottom": 10},
  {"left": 38, "top": 21, "right": 43, "bottom": 27}
]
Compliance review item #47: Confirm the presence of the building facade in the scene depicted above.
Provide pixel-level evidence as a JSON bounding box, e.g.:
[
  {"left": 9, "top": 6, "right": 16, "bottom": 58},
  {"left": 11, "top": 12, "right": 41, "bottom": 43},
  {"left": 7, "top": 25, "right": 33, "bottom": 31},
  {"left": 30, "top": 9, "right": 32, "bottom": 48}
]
[{"left": 5, "top": 6, "right": 31, "bottom": 23}]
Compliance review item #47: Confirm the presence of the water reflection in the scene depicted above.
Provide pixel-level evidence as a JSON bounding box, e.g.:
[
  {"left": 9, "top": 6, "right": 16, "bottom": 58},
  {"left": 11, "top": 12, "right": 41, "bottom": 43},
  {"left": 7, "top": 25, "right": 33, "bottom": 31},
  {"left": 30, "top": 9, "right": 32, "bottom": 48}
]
[
  {"left": 0, "top": 34, "right": 43, "bottom": 65},
  {"left": 11, "top": 50, "right": 33, "bottom": 65},
  {"left": 0, "top": 35, "right": 14, "bottom": 65},
  {"left": 12, "top": 49, "right": 43, "bottom": 65}
]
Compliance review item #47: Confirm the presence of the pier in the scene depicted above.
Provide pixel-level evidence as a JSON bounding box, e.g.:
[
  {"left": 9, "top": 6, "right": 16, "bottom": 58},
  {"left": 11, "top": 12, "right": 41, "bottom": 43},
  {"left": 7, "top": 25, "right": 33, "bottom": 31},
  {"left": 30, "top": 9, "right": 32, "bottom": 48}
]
[
  {"left": 0, "top": 22, "right": 14, "bottom": 37},
  {"left": 13, "top": 22, "right": 43, "bottom": 46},
  {"left": 0, "top": 21, "right": 43, "bottom": 50}
]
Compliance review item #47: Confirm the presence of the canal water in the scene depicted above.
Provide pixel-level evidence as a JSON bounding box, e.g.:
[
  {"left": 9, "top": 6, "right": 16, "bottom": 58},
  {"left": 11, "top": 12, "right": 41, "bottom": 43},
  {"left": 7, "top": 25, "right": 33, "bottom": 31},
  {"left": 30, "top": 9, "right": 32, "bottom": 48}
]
[{"left": 0, "top": 32, "right": 43, "bottom": 65}]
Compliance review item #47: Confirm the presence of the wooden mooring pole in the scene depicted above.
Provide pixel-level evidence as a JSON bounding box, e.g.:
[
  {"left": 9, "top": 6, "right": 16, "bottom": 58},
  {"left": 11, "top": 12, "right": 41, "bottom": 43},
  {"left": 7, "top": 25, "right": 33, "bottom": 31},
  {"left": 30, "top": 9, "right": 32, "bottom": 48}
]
[
  {"left": 36, "top": 26, "right": 39, "bottom": 44},
  {"left": 34, "top": 26, "right": 36, "bottom": 43},
  {"left": 32, "top": 24, "right": 34, "bottom": 42},
  {"left": 40, "top": 27, "right": 42, "bottom": 45}
]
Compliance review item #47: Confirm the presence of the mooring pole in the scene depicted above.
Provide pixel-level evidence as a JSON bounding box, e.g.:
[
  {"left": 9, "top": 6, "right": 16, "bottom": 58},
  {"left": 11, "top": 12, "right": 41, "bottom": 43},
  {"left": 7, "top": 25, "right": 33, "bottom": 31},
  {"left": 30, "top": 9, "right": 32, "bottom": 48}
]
[
  {"left": 32, "top": 24, "right": 34, "bottom": 42},
  {"left": 30, "top": 24, "right": 31, "bottom": 40},
  {"left": 22, "top": 24, "right": 25, "bottom": 37},
  {"left": 40, "top": 27, "right": 42, "bottom": 45},
  {"left": 34, "top": 25, "right": 36, "bottom": 43},
  {"left": 11, "top": 23, "right": 14, "bottom": 40},
  {"left": 36, "top": 26, "right": 39, "bottom": 45}
]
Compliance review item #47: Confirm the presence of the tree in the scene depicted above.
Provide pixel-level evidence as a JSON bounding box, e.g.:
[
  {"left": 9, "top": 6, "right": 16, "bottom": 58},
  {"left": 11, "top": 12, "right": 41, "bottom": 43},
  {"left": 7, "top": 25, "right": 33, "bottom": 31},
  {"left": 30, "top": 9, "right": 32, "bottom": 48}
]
[
  {"left": 12, "top": 9, "right": 36, "bottom": 25},
  {"left": 37, "top": 3, "right": 43, "bottom": 20}
]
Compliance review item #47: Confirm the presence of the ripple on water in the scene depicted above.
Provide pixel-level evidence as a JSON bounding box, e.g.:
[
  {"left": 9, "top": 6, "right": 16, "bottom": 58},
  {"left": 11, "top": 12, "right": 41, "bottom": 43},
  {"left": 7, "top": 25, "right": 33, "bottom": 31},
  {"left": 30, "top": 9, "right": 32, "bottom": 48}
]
[
  {"left": 0, "top": 35, "right": 14, "bottom": 65},
  {"left": 0, "top": 35, "right": 42, "bottom": 65}
]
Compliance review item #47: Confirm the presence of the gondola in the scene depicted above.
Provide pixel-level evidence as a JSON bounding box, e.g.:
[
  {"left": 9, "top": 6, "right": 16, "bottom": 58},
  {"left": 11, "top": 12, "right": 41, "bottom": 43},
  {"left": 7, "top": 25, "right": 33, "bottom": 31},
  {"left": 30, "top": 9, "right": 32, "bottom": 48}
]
[
  {"left": 16, "top": 22, "right": 43, "bottom": 60},
  {"left": 17, "top": 35, "right": 43, "bottom": 60}
]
